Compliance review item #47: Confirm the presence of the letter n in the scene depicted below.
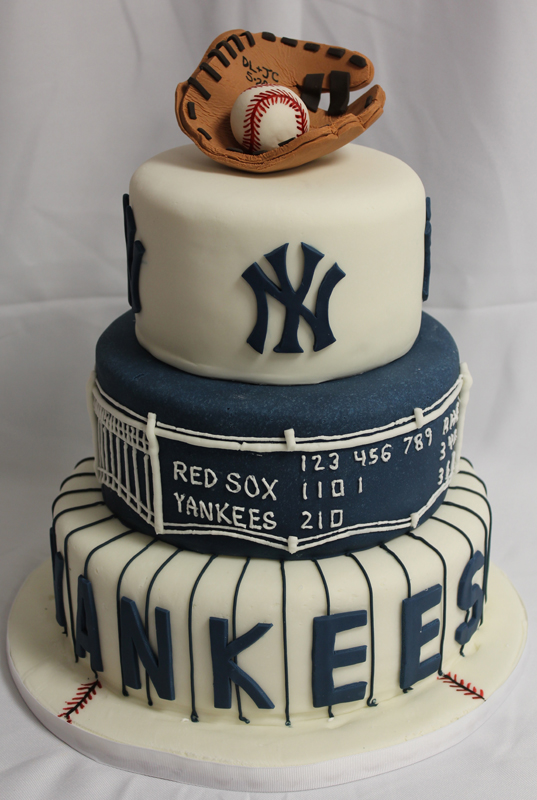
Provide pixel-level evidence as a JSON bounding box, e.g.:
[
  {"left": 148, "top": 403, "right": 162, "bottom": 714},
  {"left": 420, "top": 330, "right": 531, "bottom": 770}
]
[
  {"left": 209, "top": 617, "right": 274, "bottom": 709},
  {"left": 120, "top": 596, "right": 175, "bottom": 701},
  {"left": 75, "top": 576, "right": 103, "bottom": 672},
  {"left": 400, "top": 584, "right": 442, "bottom": 690},
  {"left": 312, "top": 610, "right": 368, "bottom": 707}
]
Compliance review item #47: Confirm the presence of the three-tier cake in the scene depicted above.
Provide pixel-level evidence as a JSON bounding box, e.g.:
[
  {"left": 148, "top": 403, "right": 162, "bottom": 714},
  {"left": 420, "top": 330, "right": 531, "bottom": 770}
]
[{"left": 7, "top": 30, "right": 526, "bottom": 791}]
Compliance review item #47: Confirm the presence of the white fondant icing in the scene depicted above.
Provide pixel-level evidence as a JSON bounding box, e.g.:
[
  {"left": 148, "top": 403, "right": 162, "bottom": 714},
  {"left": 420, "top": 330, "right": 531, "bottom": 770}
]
[{"left": 129, "top": 144, "right": 426, "bottom": 385}]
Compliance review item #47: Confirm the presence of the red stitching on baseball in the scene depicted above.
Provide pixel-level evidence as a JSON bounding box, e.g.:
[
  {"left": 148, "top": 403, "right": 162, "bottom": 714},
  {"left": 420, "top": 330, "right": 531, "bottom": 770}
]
[
  {"left": 242, "top": 87, "right": 308, "bottom": 152},
  {"left": 58, "top": 679, "right": 102, "bottom": 723},
  {"left": 437, "top": 672, "right": 485, "bottom": 701}
]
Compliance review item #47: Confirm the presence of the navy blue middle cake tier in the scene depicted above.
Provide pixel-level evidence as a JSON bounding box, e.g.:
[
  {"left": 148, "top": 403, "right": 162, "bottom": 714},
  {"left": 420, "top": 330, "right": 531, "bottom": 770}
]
[{"left": 91, "top": 312, "right": 470, "bottom": 559}]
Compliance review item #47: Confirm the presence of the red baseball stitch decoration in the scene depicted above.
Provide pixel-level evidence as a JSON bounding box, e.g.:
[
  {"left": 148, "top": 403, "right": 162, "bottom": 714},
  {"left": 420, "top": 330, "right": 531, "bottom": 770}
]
[
  {"left": 58, "top": 679, "right": 102, "bottom": 723},
  {"left": 437, "top": 672, "right": 485, "bottom": 700},
  {"left": 239, "top": 86, "right": 309, "bottom": 153}
]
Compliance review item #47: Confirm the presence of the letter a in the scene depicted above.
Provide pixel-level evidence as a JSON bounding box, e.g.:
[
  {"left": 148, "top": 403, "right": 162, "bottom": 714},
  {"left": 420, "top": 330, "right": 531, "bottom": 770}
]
[{"left": 75, "top": 576, "right": 103, "bottom": 672}]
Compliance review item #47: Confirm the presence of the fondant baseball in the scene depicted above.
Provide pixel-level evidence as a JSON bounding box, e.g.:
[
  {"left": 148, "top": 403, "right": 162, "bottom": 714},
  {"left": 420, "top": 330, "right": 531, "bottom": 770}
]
[{"left": 230, "top": 85, "right": 310, "bottom": 153}]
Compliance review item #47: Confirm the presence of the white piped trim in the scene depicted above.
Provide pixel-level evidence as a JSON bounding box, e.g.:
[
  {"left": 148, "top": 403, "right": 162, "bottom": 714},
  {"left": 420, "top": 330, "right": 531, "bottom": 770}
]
[
  {"left": 454, "top": 363, "right": 473, "bottom": 473},
  {"left": 146, "top": 413, "right": 164, "bottom": 534},
  {"left": 414, "top": 408, "right": 424, "bottom": 429},
  {"left": 287, "top": 536, "right": 299, "bottom": 554},
  {"left": 93, "top": 374, "right": 463, "bottom": 454},
  {"left": 86, "top": 370, "right": 99, "bottom": 481},
  {"left": 284, "top": 428, "right": 296, "bottom": 451}
]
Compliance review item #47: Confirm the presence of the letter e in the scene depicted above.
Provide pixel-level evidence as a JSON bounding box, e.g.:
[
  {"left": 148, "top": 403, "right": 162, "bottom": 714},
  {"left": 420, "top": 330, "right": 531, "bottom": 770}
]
[
  {"left": 400, "top": 584, "right": 442, "bottom": 690},
  {"left": 312, "top": 610, "right": 367, "bottom": 707}
]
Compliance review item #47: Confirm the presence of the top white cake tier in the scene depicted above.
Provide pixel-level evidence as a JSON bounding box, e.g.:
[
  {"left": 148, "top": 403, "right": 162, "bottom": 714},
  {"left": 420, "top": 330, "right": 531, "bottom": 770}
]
[{"left": 130, "top": 144, "right": 426, "bottom": 385}]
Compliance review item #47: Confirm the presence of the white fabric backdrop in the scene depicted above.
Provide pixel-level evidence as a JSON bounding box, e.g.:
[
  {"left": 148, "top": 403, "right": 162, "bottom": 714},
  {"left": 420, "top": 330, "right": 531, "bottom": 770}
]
[{"left": 1, "top": 1, "right": 536, "bottom": 797}]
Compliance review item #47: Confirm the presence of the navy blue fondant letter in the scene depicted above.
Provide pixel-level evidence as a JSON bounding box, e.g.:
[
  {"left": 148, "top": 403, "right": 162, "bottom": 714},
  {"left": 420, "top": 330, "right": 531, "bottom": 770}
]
[
  {"left": 122, "top": 193, "right": 145, "bottom": 314},
  {"left": 49, "top": 527, "right": 66, "bottom": 629},
  {"left": 120, "top": 597, "right": 175, "bottom": 701},
  {"left": 242, "top": 242, "right": 345, "bottom": 354},
  {"left": 53, "top": 553, "right": 67, "bottom": 629},
  {"left": 75, "top": 576, "right": 103, "bottom": 672},
  {"left": 423, "top": 197, "right": 432, "bottom": 301},
  {"left": 312, "top": 610, "right": 368, "bottom": 707},
  {"left": 455, "top": 551, "right": 485, "bottom": 646},
  {"left": 400, "top": 583, "right": 442, "bottom": 690},
  {"left": 209, "top": 617, "right": 274, "bottom": 709}
]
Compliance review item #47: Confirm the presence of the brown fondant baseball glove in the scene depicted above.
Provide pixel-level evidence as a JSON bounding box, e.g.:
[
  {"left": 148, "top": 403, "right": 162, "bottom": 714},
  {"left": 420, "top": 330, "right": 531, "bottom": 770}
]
[{"left": 176, "top": 29, "right": 386, "bottom": 173}]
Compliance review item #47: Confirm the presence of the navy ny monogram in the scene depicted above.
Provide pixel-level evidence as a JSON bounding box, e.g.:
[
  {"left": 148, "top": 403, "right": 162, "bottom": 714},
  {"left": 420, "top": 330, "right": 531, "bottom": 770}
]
[{"left": 242, "top": 243, "right": 345, "bottom": 354}]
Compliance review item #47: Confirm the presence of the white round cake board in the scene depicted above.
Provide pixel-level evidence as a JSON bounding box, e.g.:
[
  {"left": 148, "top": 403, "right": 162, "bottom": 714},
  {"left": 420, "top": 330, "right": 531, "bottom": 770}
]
[{"left": 7, "top": 560, "right": 527, "bottom": 792}]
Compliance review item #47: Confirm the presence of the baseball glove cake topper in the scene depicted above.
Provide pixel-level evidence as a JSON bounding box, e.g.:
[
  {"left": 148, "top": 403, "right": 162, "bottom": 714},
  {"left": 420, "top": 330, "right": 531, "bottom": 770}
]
[{"left": 176, "top": 29, "right": 386, "bottom": 173}]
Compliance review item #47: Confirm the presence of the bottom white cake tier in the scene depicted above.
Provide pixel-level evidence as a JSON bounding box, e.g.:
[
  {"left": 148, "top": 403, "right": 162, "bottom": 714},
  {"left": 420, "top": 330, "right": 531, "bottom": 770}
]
[
  {"left": 6, "top": 458, "right": 528, "bottom": 789},
  {"left": 42, "top": 460, "right": 498, "bottom": 723},
  {"left": 8, "top": 560, "right": 526, "bottom": 790}
]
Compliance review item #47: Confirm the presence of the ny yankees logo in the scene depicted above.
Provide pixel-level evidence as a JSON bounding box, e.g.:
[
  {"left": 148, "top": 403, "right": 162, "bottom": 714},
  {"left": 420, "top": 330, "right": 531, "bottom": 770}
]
[{"left": 242, "top": 243, "right": 345, "bottom": 354}]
